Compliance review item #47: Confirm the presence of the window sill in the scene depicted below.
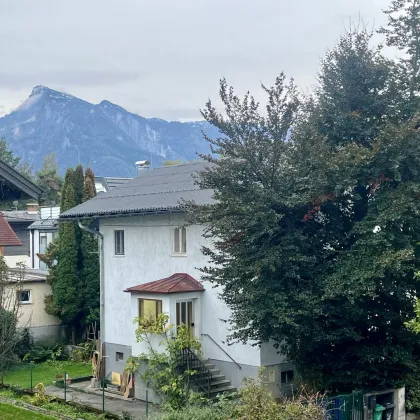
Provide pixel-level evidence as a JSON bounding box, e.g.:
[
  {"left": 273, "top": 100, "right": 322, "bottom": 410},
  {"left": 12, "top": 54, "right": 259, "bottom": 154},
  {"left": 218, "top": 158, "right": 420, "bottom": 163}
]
[
  {"left": 113, "top": 254, "right": 125, "bottom": 258},
  {"left": 20, "top": 302, "right": 32, "bottom": 305},
  {"left": 171, "top": 253, "right": 188, "bottom": 258}
]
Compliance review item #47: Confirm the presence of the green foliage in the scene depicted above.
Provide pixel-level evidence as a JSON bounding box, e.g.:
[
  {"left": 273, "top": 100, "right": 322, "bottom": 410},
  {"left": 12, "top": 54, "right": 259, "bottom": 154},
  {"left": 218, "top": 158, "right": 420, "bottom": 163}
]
[
  {"left": 45, "top": 165, "right": 99, "bottom": 337},
  {"left": 30, "top": 382, "right": 50, "bottom": 406},
  {"left": 23, "top": 343, "right": 63, "bottom": 363},
  {"left": 69, "top": 341, "right": 96, "bottom": 363},
  {"left": 81, "top": 168, "right": 99, "bottom": 325},
  {"left": 0, "top": 402, "right": 53, "bottom": 419},
  {"left": 0, "top": 137, "right": 20, "bottom": 167},
  {"left": 156, "top": 398, "right": 238, "bottom": 420},
  {"left": 15, "top": 329, "right": 34, "bottom": 360},
  {"left": 379, "top": 0, "right": 420, "bottom": 119},
  {"left": 316, "top": 28, "right": 394, "bottom": 147},
  {"left": 73, "top": 164, "right": 85, "bottom": 206},
  {"left": 35, "top": 153, "right": 62, "bottom": 205},
  {"left": 54, "top": 182, "right": 83, "bottom": 324},
  {"left": 156, "top": 375, "right": 326, "bottom": 420},
  {"left": 132, "top": 314, "right": 202, "bottom": 410},
  {"left": 191, "top": 13, "right": 420, "bottom": 393},
  {"left": 0, "top": 257, "right": 24, "bottom": 379},
  {"left": 0, "top": 308, "right": 18, "bottom": 377}
]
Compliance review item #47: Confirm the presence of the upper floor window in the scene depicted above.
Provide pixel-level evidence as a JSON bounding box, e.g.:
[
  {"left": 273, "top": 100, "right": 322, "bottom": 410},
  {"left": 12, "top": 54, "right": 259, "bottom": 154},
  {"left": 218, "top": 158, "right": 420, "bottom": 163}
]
[
  {"left": 173, "top": 227, "right": 186, "bottom": 255},
  {"left": 114, "top": 230, "right": 125, "bottom": 256}
]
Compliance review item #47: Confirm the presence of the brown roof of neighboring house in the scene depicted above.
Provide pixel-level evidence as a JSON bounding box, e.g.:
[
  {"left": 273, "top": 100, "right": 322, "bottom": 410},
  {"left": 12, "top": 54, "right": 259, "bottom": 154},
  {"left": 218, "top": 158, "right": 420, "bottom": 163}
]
[
  {"left": 124, "top": 273, "right": 205, "bottom": 294},
  {"left": 0, "top": 213, "right": 22, "bottom": 246}
]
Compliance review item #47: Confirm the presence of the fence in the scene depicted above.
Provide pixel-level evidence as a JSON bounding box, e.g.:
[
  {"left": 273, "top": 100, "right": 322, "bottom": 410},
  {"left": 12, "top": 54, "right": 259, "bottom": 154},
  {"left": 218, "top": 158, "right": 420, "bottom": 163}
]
[
  {"left": 1, "top": 362, "right": 156, "bottom": 419},
  {"left": 320, "top": 391, "right": 364, "bottom": 420}
]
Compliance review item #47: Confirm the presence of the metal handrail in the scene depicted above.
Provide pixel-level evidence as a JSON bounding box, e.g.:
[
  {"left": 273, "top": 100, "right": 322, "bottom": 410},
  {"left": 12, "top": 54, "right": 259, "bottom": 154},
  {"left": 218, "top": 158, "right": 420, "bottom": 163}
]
[
  {"left": 178, "top": 347, "right": 213, "bottom": 397},
  {"left": 201, "top": 333, "right": 242, "bottom": 370}
]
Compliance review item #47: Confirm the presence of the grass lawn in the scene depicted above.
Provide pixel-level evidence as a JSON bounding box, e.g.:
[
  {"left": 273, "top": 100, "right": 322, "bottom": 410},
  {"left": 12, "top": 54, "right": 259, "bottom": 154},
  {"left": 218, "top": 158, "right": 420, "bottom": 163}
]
[
  {"left": 0, "top": 403, "right": 54, "bottom": 419},
  {"left": 3, "top": 361, "right": 91, "bottom": 388}
]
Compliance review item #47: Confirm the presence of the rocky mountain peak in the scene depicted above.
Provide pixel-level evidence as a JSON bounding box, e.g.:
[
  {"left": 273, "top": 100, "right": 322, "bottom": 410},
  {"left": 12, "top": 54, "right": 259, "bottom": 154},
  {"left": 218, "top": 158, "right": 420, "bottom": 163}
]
[{"left": 0, "top": 87, "right": 217, "bottom": 177}]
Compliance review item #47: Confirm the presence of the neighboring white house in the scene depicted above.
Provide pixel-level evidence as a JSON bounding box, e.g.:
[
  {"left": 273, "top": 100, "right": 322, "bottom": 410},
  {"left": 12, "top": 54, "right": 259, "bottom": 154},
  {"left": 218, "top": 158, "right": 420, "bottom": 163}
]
[
  {"left": 8, "top": 268, "right": 62, "bottom": 342},
  {"left": 60, "top": 162, "right": 292, "bottom": 400},
  {"left": 28, "top": 206, "right": 59, "bottom": 270}
]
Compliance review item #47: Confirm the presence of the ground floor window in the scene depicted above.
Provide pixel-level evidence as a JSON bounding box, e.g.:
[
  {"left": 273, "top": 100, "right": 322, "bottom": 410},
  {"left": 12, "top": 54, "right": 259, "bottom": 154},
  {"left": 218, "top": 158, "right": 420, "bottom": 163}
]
[
  {"left": 138, "top": 299, "right": 162, "bottom": 324},
  {"left": 281, "top": 370, "right": 294, "bottom": 384}
]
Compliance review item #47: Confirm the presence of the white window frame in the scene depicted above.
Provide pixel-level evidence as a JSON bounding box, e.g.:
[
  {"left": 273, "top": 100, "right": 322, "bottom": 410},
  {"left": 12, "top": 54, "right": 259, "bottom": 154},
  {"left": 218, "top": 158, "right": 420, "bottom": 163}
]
[
  {"left": 114, "top": 229, "right": 125, "bottom": 256},
  {"left": 18, "top": 289, "right": 31, "bottom": 305},
  {"left": 172, "top": 227, "right": 187, "bottom": 256}
]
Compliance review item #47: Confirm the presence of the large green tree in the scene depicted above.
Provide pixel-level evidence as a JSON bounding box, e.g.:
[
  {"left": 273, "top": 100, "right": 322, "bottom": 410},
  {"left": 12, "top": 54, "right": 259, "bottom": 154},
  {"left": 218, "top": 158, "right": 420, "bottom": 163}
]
[
  {"left": 81, "top": 168, "right": 100, "bottom": 325},
  {"left": 315, "top": 29, "right": 394, "bottom": 147},
  {"left": 192, "top": 24, "right": 420, "bottom": 393},
  {"left": 53, "top": 174, "right": 83, "bottom": 332},
  {"left": 379, "top": 0, "right": 420, "bottom": 120},
  {"left": 43, "top": 165, "right": 99, "bottom": 342}
]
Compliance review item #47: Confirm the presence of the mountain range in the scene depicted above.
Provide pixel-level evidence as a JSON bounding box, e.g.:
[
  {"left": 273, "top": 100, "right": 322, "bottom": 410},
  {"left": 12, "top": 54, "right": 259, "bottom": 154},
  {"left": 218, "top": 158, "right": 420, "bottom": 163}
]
[{"left": 0, "top": 86, "right": 218, "bottom": 177}]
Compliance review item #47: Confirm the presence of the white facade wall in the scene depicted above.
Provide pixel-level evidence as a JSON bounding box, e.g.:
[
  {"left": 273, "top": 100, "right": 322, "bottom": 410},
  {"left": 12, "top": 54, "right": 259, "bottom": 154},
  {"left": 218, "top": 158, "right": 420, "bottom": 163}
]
[
  {"left": 18, "top": 282, "right": 61, "bottom": 329},
  {"left": 101, "top": 213, "right": 261, "bottom": 367},
  {"left": 4, "top": 255, "right": 31, "bottom": 268},
  {"left": 30, "top": 230, "right": 40, "bottom": 269},
  {"left": 30, "top": 230, "right": 56, "bottom": 269}
]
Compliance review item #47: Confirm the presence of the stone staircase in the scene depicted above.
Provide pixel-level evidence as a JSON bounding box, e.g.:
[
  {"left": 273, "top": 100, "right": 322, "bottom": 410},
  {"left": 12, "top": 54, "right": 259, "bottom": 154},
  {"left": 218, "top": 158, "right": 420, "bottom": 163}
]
[{"left": 200, "top": 359, "right": 237, "bottom": 399}]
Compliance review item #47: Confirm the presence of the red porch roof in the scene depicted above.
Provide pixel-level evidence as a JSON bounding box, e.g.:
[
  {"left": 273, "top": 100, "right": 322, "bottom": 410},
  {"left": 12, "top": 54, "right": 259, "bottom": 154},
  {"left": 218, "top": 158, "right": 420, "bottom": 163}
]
[
  {"left": 124, "top": 273, "right": 205, "bottom": 294},
  {"left": 0, "top": 213, "right": 22, "bottom": 247}
]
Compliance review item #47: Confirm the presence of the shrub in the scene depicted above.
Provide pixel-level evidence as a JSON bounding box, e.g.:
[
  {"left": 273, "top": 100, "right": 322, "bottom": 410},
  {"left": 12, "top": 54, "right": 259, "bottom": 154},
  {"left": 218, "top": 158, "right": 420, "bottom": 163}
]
[
  {"left": 31, "top": 382, "right": 50, "bottom": 406},
  {"left": 404, "top": 372, "right": 420, "bottom": 414},
  {"left": 237, "top": 375, "right": 326, "bottom": 420},
  {"left": 70, "top": 341, "right": 95, "bottom": 362},
  {"left": 24, "top": 342, "right": 63, "bottom": 363},
  {"left": 15, "top": 328, "right": 34, "bottom": 360},
  {"left": 133, "top": 314, "right": 203, "bottom": 410},
  {"left": 156, "top": 397, "right": 238, "bottom": 420},
  {"left": 156, "top": 374, "right": 327, "bottom": 420}
]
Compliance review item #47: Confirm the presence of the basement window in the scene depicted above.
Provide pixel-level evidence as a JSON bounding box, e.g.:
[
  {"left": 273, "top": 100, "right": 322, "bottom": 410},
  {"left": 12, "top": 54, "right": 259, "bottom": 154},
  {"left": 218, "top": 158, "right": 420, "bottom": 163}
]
[
  {"left": 281, "top": 370, "right": 294, "bottom": 384},
  {"left": 18, "top": 290, "right": 31, "bottom": 304},
  {"left": 173, "top": 227, "right": 187, "bottom": 255}
]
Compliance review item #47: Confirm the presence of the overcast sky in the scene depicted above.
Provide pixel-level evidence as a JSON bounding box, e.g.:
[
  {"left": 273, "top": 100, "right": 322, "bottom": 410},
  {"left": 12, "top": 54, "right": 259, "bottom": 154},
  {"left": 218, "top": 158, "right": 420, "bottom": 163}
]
[{"left": 0, "top": 0, "right": 392, "bottom": 121}]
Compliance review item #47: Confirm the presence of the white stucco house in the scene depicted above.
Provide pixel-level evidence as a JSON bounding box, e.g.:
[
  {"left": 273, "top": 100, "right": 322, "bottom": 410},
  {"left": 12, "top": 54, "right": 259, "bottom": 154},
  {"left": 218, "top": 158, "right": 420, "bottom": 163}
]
[
  {"left": 27, "top": 206, "right": 60, "bottom": 270},
  {"left": 7, "top": 267, "right": 62, "bottom": 341},
  {"left": 60, "top": 161, "right": 292, "bottom": 400}
]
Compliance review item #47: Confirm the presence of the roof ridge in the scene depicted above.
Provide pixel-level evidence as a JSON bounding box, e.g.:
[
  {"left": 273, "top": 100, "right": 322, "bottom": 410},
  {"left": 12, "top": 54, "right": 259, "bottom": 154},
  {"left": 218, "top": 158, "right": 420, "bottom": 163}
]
[
  {"left": 167, "top": 274, "right": 184, "bottom": 292},
  {"left": 87, "top": 187, "right": 203, "bottom": 201}
]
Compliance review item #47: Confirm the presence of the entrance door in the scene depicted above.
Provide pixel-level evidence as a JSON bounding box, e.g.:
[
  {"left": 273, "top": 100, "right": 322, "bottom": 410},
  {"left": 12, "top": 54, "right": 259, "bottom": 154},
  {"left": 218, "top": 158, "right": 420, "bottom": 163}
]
[{"left": 176, "top": 300, "right": 194, "bottom": 336}]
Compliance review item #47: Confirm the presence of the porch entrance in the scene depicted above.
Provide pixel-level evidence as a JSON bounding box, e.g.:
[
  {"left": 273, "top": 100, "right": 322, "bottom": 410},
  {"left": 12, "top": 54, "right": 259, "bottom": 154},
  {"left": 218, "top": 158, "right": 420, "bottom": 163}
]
[{"left": 176, "top": 300, "right": 195, "bottom": 336}]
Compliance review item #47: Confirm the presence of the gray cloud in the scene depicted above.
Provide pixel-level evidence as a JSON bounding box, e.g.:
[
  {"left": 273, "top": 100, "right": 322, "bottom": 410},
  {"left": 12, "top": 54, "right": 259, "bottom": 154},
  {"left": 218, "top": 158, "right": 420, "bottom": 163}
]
[{"left": 0, "top": 0, "right": 392, "bottom": 120}]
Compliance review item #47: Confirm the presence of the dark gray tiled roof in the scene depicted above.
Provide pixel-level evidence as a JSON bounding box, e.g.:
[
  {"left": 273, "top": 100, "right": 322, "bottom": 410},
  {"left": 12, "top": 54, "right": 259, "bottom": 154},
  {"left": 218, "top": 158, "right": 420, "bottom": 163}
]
[
  {"left": 27, "top": 219, "right": 58, "bottom": 230},
  {"left": 94, "top": 176, "right": 133, "bottom": 193},
  {"left": 3, "top": 210, "right": 40, "bottom": 222},
  {"left": 60, "top": 161, "right": 213, "bottom": 219}
]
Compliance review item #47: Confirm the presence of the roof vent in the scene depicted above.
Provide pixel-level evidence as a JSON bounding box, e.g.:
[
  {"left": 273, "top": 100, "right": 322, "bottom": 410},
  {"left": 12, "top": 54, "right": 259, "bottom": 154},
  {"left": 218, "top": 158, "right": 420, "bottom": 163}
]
[{"left": 135, "top": 160, "right": 150, "bottom": 176}]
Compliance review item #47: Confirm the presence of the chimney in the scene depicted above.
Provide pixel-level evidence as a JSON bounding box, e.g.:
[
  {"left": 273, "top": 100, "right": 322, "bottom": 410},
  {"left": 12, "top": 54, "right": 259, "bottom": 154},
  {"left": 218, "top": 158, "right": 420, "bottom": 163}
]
[
  {"left": 26, "top": 202, "right": 40, "bottom": 214},
  {"left": 135, "top": 160, "right": 150, "bottom": 176}
]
